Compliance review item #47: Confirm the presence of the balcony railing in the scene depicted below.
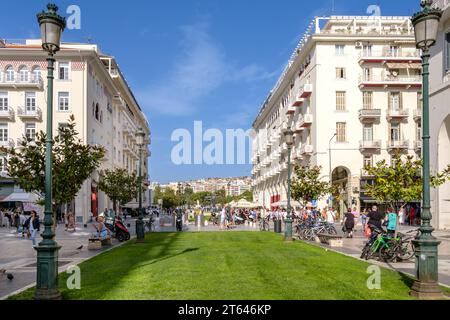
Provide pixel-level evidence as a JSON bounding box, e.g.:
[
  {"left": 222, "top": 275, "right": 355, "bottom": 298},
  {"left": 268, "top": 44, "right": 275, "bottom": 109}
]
[
  {"left": 414, "top": 140, "right": 422, "bottom": 151},
  {"left": 413, "top": 109, "right": 422, "bottom": 121},
  {"left": 358, "top": 109, "right": 381, "bottom": 122},
  {"left": 0, "top": 108, "right": 14, "bottom": 120},
  {"left": 386, "top": 108, "right": 409, "bottom": 120},
  {"left": 359, "top": 49, "right": 421, "bottom": 62},
  {"left": 359, "top": 140, "right": 382, "bottom": 150},
  {"left": 0, "top": 138, "right": 15, "bottom": 148},
  {"left": 0, "top": 74, "right": 43, "bottom": 88},
  {"left": 299, "top": 83, "right": 313, "bottom": 98},
  {"left": 360, "top": 169, "right": 374, "bottom": 177},
  {"left": 359, "top": 75, "right": 421, "bottom": 88},
  {"left": 300, "top": 144, "right": 314, "bottom": 155},
  {"left": 298, "top": 114, "right": 313, "bottom": 128},
  {"left": 17, "top": 107, "right": 42, "bottom": 120},
  {"left": 387, "top": 140, "right": 409, "bottom": 150}
]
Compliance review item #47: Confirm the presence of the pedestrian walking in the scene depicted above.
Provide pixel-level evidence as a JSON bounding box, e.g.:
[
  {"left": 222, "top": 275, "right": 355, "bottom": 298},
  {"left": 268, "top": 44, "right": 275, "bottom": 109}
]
[
  {"left": 360, "top": 208, "right": 367, "bottom": 230},
  {"left": 351, "top": 207, "right": 359, "bottom": 231},
  {"left": 326, "top": 207, "right": 336, "bottom": 224},
  {"left": 343, "top": 208, "right": 355, "bottom": 238},
  {"left": 385, "top": 207, "right": 398, "bottom": 237},
  {"left": 29, "top": 211, "right": 40, "bottom": 247}
]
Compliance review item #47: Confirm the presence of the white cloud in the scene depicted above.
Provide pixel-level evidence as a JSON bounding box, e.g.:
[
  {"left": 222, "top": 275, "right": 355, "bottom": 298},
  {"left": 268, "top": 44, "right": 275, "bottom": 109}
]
[{"left": 136, "top": 19, "right": 276, "bottom": 116}]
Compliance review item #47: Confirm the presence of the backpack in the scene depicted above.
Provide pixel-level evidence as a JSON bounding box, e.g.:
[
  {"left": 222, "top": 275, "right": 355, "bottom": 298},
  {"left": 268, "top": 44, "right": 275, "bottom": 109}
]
[{"left": 23, "top": 217, "right": 31, "bottom": 229}]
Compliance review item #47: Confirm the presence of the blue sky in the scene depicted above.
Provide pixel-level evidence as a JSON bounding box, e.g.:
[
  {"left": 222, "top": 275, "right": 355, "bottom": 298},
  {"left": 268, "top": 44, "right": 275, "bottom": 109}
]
[{"left": 1, "top": 0, "right": 421, "bottom": 183}]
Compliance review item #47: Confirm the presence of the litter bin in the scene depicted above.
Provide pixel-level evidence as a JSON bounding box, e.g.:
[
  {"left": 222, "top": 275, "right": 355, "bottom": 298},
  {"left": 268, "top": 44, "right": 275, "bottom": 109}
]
[{"left": 274, "top": 220, "right": 282, "bottom": 233}]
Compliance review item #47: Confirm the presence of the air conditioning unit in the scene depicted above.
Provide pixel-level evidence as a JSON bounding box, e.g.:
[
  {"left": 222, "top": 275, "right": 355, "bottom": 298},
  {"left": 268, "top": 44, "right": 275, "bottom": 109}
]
[{"left": 355, "top": 41, "right": 363, "bottom": 48}]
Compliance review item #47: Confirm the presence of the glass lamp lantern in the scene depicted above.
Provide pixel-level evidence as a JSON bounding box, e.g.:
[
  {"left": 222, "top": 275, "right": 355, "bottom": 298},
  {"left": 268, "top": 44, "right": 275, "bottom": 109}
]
[
  {"left": 37, "top": 4, "right": 66, "bottom": 54},
  {"left": 284, "top": 128, "right": 294, "bottom": 147},
  {"left": 412, "top": 0, "right": 442, "bottom": 50},
  {"left": 136, "top": 128, "right": 146, "bottom": 147}
]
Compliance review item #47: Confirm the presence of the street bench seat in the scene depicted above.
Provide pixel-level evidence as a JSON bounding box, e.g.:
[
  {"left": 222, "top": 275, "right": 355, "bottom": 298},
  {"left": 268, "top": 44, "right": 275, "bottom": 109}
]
[{"left": 316, "top": 233, "right": 343, "bottom": 247}]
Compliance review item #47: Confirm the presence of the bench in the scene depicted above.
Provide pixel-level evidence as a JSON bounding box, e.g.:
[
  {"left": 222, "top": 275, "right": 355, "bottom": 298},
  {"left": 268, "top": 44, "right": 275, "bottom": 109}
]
[
  {"left": 316, "top": 233, "right": 343, "bottom": 247},
  {"left": 88, "top": 238, "right": 102, "bottom": 250}
]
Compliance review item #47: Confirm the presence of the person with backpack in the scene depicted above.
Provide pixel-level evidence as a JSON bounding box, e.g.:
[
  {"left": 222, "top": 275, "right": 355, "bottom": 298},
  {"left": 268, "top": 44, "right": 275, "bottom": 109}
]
[
  {"left": 23, "top": 215, "right": 32, "bottom": 238},
  {"left": 29, "top": 211, "right": 40, "bottom": 247}
]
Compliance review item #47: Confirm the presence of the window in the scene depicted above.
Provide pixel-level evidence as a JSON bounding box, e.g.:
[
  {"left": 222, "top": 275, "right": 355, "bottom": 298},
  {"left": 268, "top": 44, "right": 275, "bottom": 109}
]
[
  {"left": 335, "top": 44, "right": 345, "bottom": 56},
  {"left": 390, "top": 123, "right": 401, "bottom": 141},
  {"left": 59, "top": 62, "right": 69, "bottom": 80},
  {"left": 0, "top": 124, "right": 8, "bottom": 142},
  {"left": 388, "top": 92, "right": 402, "bottom": 111},
  {"left": 363, "top": 155, "right": 373, "bottom": 168},
  {"left": 0, "top": 92, "right": 8, "bottom": 111},
  {"left": 363, "top": 124, "right": 373, "bottom": 141},
  {"left": 363, "top": 44, "right": 372, "bottom": 56},
  {"left": 25, "top": 123, "right": 36, "bottom": 140},
  {"left": 19, "top": 66, "right": 29, "bottom": 82},
  {"left": 0, "top": 155, "right": 6, "bottom": 172},
  {"left": 336, "top": 91, "right": 346, "bottom": 111},
  {"left": 336, "top": 67, "right": 346, "bottom": 79},
  {"left": 417, "top": 92, "right": 422, "bottom": 111},
  {"left": 32, "top": 67, "right": 41, "bottom": 82},
  {"left": 363, "top": 68, "right": 371, "bottom": 81},
  {"left": 336, "top": 122, "right": 346, "bottom": 142},
  {"left": 389, "top": 45, "right": 399, "bottom": 57},
  {"left": 5, "top": 66, "right": 14, "bottom": 82},
  {"left": 416, "top": 122, "right": 422, "bottom": 141},
  {"left": 25, "top": 92, "right": 36, "bottom": 112},
  {"left": 363, "top": 92, "right": 373, "bottom": 109},
  {"left": 445, "top": 33, "right": 450, "bottom": 71},
  {"left": 95, "top": 103, "right": 99, "bottom": 120},
  {"left": 58, "top": 92, "right": 69, "bottom": 111}
]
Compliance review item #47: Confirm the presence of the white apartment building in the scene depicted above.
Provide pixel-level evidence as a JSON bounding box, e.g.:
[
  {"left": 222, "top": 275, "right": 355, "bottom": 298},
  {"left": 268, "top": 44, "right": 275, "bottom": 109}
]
[
  {"left": 428, "top": 0, "right": 450, "bottom": 229},
  {"left": 0, "top": 39, "right": 151, "bottom": 223},
  {"left": 252, "top": 16, "right": 422, "bottom": 215}
]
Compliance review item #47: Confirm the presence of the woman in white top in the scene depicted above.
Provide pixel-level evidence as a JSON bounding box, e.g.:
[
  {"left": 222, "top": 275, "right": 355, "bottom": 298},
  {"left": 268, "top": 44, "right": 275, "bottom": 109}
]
[{"left": 327, "top": 208, "right": 336, "bottom": 224}]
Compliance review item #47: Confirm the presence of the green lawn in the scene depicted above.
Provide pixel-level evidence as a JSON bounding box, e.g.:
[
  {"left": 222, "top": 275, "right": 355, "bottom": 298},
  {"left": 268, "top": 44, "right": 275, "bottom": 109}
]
[{"left": 9, "top": 232, "right": 446, "bottom": 300}]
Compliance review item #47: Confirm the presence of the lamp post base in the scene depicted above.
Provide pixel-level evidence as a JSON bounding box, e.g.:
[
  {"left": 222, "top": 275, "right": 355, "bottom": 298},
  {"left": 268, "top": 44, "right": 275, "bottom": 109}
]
[
  {"left": 135, "top": 219, "right": 145, "bottom": 243},
  {"left": 410, "top": 237, "right": 443, "bottom": 299},
  {"left": 34, "top": 244, "right": 61, "bottom": 300},
  {"left": 284, "top": 218, "right": 293, "bottom": 242}
]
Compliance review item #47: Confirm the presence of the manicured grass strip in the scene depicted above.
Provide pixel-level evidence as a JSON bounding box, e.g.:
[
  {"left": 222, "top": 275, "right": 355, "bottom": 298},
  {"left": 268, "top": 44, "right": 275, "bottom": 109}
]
[{"left": 9, "top": 232, "right": 448, "bottom": 300}]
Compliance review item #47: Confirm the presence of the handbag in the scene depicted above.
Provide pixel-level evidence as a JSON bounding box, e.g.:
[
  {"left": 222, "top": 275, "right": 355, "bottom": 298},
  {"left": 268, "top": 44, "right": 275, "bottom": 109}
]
[{"left": 364, "top": 226, "right": 372, "bottom": 238}]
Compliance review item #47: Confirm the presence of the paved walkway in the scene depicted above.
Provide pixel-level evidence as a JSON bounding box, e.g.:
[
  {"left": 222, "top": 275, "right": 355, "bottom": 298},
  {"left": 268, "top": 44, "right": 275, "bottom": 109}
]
[{"left": 299, "top": 224, "right": 450, "bottom": 288}]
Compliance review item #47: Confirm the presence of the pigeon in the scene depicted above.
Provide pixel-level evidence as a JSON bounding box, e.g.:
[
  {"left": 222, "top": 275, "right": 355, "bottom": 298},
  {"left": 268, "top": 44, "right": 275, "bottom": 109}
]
[
  {"left": 76, "top": 245, "right": 83, "bottom": 250},
  {"left": 7, "top": 273, "right": 13, "bottom": 280}
]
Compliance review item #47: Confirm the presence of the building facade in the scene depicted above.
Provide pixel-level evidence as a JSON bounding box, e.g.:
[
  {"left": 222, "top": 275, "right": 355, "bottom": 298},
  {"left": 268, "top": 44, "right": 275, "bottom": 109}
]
[
  {"left": 0, "top": 39, "right": 151, "bottom": 223},
  {"left": 428, "top": 0, "right": 450, "bottom": 230},
  {"left": 252, "top": 16, "right": 422, "bottom": 215}
]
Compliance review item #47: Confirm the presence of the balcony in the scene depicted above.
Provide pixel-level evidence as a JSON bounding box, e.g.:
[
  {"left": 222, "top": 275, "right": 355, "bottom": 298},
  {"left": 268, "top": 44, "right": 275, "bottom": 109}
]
[
  {"left": 297, "top": 114, "right": 313, "bottom": 129},
  {"left": 359, "top": 140, "right": 382, "bottom": 152},
  {"left": 358, "top": 74, "right": 421, "bottom": 89},
  {"left": 292, "top": 96, "right": 305, "bottom": 107},
  {"left": 387, "top": 140, "right": 409, "bottom": 151},
  {"left": 413, "top": 109, "right": 422, "bottom": 122},
  {"left": 0, "top": 139, "right": 15, "bottom": 149},
  {"left": 358, "top": 49, "right": 421, "bottom": 64},
  {"left": 17, "top": 107, "right": 42, "bottom": 121},
  {"left": 432, "top": 0, "right": 450, "bottom": 10},
  {"left": 0, "top": 75, "right": 43, "bottom": 89},
  {"left": 414, "top": 140, "right": 422, "bottom": 152},
  {"left": 360, "top": 169, "right": 374, "bottom": 178},
  {"left": 358, "top": 109, "right": 381, "bottom": 123},
  {"left": 386, "top": 108, "right": 409, "bottom": 121},
  {"left": 0, "top": 108, "right": 14, "bottom": 121},
  {"left": 286, "top": 106, "right": 296, "bottom": 115},
  {"left": 299, "top": 84, "right": 313, "bottom": 98},
  {"left": 300, "top": 144, "right": 314, "bottom": 156}
]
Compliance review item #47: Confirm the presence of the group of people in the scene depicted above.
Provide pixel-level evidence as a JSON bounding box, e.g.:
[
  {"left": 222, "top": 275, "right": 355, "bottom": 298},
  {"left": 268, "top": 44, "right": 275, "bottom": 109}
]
[{"left": 0, "top": 208, "right": 40, "bottom": 247}]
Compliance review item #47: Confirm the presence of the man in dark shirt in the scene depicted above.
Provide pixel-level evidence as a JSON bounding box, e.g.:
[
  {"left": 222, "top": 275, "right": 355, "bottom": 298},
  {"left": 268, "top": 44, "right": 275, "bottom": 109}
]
[{"left": 365, "top": 205, "right": 385, "bottom": 231}]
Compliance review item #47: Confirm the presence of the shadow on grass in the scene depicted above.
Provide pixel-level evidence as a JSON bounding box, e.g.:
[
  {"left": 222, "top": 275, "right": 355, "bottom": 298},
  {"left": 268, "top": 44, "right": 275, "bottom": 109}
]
[{"left": 134, "top": 247, "right": 199, "bottom": 269}]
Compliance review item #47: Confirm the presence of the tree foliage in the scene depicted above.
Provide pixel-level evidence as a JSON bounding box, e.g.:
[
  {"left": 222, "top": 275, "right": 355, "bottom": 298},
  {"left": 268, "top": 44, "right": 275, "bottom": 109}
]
[
  {"left": 2, "top": 115, "right": 105, "bottom": 210},
  {"left": 291, "top": 164, "right": 331, "bottom": 206},
  {"left": 364, "top": 153, "right": 450, "bottom": 210},
  {"left": 98, "top": 168, "right": 138, "bottom": 209}
]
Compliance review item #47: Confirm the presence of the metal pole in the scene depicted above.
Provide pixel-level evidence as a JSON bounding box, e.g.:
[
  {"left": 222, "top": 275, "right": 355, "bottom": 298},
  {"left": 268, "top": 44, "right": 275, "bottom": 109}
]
[
  {"left": 136, "top": 147, "right": 145, "bottom": 242},
  {"left": 284, "top": 145, "right": 293, "bottom": 241},
  {"left": 411, "top": 50, "right": 442, "bottom": 298},
  {"left": 34, "top": 54, "right": 61, "bottom": 300}
]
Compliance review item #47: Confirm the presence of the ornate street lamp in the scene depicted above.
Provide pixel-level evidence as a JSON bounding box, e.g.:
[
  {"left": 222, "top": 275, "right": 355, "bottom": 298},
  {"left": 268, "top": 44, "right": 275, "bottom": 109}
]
[
  {"left": 284, "top": 128, "right": 294, "bottom": 242},
  {"left": 135, "top": 128, "right": 146, "bottom": 243},
  {"left": 34, "top": 3, "right": 65, "bottom": 300},
  {"left": 411, "top": 0, "right": 443, "bottom": 299}
]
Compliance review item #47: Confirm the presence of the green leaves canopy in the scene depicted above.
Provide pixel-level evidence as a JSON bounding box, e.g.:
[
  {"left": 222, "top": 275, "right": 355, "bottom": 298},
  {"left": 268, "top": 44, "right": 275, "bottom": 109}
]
[
  {"left": 291, "top": 164, "right": 331, "bottom": 206},
  {"left": 98, "top": 168, "right": 138, "bottom": 208}
]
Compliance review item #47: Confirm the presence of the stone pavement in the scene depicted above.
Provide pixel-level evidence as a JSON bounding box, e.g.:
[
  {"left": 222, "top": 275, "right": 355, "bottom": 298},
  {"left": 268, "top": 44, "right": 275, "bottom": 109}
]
[
  {"left": 0, "top": 218, "right": 139, "bottom": 300},
  {"left": 301, "top": 224, "right": 450, "bottom": 288}
]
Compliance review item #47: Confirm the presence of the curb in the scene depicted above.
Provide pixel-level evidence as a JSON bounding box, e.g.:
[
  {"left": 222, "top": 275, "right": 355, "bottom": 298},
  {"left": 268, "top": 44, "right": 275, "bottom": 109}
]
[{"left": 0, "top": 236, "right": 134, "bottom": 300}]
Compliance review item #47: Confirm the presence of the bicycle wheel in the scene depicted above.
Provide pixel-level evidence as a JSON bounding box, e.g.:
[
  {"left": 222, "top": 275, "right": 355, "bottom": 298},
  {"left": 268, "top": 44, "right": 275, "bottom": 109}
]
[
  {"left": 360, "top": 243, "right": 371, "bottom": 259},
  {"left": 379, "top": 244, "right": 396, "bottom": 262},
  {"left": 396, "top": 240, "right": 415, "bottom": 261},
  {"left": 328, "top": 225, "right": 338, "bottom": 235}
]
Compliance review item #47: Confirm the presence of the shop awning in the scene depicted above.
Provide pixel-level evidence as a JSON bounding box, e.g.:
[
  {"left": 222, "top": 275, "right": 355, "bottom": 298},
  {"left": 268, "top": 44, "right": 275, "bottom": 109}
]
[{"left": 0, "top": 192, "right": 41, "bottom": 203}]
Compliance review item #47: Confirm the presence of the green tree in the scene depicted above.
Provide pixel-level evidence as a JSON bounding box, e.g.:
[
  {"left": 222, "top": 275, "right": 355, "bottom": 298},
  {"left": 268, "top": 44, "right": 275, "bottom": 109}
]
[
  {"left": 98, "top": 168, "right": 138, "bottom": 211},
  {"left": 364, "top": 153, "right": 450, "bottom": 212},
  {"left": 161, "top": 188, "right": 179, "bottom": 209},
  {"left": 240, "top": 190, "right": 253, "bottom": 202},
  {"left": 291, "top": 164, "right": 331, "bottom": 208},
  {"left": 3, "top": 115, "right": 105, "bottom": 222}
]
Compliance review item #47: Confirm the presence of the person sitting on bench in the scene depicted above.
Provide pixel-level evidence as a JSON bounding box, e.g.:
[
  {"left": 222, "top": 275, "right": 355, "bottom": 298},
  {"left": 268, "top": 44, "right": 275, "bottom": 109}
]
[{"left": 94, "top": 215, "right": 110, "bottom": 240}]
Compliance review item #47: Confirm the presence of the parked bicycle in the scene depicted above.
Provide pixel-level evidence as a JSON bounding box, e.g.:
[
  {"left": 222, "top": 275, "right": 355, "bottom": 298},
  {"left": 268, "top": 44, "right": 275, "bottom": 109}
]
[
  {"left": 259, "top": 216, "right": 271, "bottom": 231},
  {"left": 144, "top": 215, "right": 156, "bottom": 232}
]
